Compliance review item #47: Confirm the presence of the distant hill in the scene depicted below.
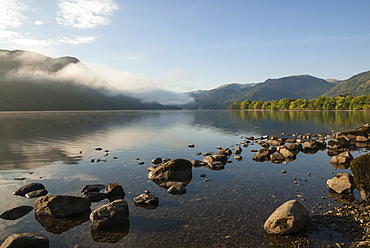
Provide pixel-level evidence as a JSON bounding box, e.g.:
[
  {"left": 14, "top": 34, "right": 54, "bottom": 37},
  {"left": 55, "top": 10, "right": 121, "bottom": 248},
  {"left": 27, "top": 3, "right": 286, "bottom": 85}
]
[
  {"left": 0, "top": 50, "right": 172, "bottom": 111},
  {"left": 185, "top": 75, "right": 336, "bottom": 109},
  {"left": 323, "top": 70, "right": 370, "bottom": 97}
]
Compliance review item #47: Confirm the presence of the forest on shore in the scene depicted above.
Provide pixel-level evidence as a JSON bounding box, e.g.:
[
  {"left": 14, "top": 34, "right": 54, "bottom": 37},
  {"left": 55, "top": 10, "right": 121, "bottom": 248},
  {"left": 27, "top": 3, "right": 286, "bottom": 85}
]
[{"left": 229, "top": 94, "right": 370, "bottom": 110}]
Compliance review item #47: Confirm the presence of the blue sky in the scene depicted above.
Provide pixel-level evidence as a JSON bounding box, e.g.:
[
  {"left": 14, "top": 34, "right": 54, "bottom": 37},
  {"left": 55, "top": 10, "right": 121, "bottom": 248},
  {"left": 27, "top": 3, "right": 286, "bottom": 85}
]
[{"left": 1, "top": 0, "right": 369, "bottom": 95}]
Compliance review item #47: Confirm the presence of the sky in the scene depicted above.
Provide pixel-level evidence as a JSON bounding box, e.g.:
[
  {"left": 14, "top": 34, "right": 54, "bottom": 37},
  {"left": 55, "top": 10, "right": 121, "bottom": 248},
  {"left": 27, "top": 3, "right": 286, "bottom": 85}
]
[{"left": 1, "top": 0, "right": 370, "bottom": 97}]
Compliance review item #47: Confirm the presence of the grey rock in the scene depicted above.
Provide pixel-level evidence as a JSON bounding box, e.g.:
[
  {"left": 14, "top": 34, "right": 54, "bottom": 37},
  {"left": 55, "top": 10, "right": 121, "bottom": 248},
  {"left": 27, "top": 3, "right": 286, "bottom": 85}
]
[
  {"left": 327, "top": 173, "right": 355, "bottom": 194},
  {"left": 34, "top": 195, "right": 91, "bottom": 218},
  {"left": 13, "top": 183, "right": 45, "bottom": 197},
  {"left": 90, "top": 199, "right": 129, "bottom": 231},
  {"left": 0, "top": 233, "right": 49, "bottom": 248},
  {"left": 264, "top": 199, "right": 309, "bottom": 235},
  {"left": 0, "top": 206, "right": 33, "bottom": 220}
]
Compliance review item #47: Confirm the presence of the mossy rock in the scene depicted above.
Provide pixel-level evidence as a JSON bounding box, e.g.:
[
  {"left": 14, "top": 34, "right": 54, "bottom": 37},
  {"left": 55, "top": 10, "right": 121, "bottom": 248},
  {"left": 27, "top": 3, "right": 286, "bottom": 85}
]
[{"left": 156, "top": 159, "right": 192, "bottom": 174}]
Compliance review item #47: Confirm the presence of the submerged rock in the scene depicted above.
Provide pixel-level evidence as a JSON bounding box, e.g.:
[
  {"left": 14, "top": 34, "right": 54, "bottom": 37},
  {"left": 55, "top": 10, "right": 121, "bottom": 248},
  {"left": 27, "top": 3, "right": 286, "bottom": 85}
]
[
  {"left": 0, "top": 233, "right": 49, "bottom": 248},
  {"left": 0, "top": 206, "right": 33, "bottom": 220},
  {"left": 264, "top": 199, "right": 309, "bottom": 235}
]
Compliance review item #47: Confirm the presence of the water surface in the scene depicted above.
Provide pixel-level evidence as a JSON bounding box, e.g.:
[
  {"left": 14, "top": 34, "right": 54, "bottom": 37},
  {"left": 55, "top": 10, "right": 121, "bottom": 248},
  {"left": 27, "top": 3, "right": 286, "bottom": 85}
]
[{"left": 0, "top": 110, "right": 368, "bottom": 247}]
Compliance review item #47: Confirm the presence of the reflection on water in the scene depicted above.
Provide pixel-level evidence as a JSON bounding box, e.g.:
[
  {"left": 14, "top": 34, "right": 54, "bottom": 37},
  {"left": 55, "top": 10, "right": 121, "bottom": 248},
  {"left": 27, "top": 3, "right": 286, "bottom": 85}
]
[{"left": 0, "top": 110, "right": 368, "bottom": 247}]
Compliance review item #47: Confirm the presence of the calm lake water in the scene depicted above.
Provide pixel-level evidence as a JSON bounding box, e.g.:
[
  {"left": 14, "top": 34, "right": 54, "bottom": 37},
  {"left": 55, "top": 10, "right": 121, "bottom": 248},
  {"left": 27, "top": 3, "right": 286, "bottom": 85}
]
[{"left": 0, "top": 110, "right": 369, "bottom": 247}]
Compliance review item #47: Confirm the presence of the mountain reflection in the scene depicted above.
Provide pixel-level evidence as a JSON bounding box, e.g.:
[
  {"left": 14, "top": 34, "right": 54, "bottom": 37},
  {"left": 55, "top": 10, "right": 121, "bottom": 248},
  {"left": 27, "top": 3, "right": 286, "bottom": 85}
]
[{"left": 0, "top": 110, "right": 368, "bottom": 170}]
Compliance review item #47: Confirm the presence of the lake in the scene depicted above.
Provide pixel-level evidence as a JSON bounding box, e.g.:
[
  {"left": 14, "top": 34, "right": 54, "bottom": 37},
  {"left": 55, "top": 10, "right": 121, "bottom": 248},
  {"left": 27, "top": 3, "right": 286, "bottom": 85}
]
[{"left": 0, "top": 110, "right": 369, "bottom": 247}]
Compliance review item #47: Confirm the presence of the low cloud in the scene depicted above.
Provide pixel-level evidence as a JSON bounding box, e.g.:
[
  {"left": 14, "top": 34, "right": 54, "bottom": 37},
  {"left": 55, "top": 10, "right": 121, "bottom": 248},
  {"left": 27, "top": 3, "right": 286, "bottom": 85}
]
[
  {"left": 56, "top": 0, "right": 119, "bottom": 29},
  {"left": 88, "top": 63, "right": 194, "bottom": 105}
]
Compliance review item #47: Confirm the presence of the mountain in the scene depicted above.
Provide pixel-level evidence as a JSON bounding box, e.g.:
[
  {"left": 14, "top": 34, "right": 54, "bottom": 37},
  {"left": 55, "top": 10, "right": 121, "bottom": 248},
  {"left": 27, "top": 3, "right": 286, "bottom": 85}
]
[
  {"left": 0, "top": 50, "right": 173, "bottom": 111},
  {"left": 323, "top": 70, "right": 370, "bottom": 97},
  {"left": 185, "top": 75, "right": 336, "bottom": 109}
]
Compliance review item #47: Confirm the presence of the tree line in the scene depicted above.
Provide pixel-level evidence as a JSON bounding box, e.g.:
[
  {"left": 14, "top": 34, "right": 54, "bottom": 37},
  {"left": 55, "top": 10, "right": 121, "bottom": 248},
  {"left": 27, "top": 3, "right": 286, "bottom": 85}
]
[{"left": 228, "top": 94, "right": 370, "bottom": 110}]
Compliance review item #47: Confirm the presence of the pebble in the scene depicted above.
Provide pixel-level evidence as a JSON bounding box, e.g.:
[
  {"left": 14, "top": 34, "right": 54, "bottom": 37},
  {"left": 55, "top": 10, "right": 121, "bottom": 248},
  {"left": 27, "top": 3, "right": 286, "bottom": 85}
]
[{"left": 204, "top": 179, "right": 211, "bottom": 182}]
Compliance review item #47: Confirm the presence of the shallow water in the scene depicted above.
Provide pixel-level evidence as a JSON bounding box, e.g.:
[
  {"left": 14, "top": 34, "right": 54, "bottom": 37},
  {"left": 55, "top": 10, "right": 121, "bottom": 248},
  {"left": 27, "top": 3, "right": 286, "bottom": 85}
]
[{"left": 0, "top": 110, "right": 368, "bottom": 247}]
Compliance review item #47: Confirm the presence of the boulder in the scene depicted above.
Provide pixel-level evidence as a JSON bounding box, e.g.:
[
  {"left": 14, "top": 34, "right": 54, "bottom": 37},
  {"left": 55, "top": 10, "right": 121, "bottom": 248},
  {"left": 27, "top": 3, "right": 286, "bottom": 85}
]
[
  {"left": 302, "top": 140, "right": 319, "bottom": 150},
  {"left": 216, "top": 148, "right": 232, "bottom": 156},
  {"left": 234, "top": 146, "right": 242, "bottom": 154},
  {"left": 151, "top": 157, "right": 163, "bottom": 164},
  {"left": 356, "top": 136, "right": 369, "bottom": 143},
  {"left": 334, "top": 123, "right": 370, "bottom": 139},
  {"left": 270, "top": 152, "right": 285, "bottom": 163},
  {"left": 277, "top": 146, "right": 296, "bottom": 159},
  {"left": 327, "top": 137, "right": 350, "bottom": 149},
  {"left": 34, "top": 195, "right": 91, "bottom": 218},
  {"left": 13, "top": 183, "right": 45, "bottom": 197},
  {"left": 266, "top": 140, "right": 284, "bottom": 147},
  {"left": 134, "top": 192, "right": 159, "bottom": 209},
  {"left": 148, "top": 159, "right": 193, "bottom": 182},
  {"left": 203, "top": 155, "right": 227, "bottom": 170},
  {"left": 0, "top": 233, "right": 49, "bottom": 248},
  {"left": 104, "top": 183, "right": 125, "bottom": 201},
  {"left": 327, "top": 173, "right": 355, "bottom": 194},
  {"left": 0, "top": 206, "right": 33, "bottom": 220},
  {"left": 330, "top": 151, "right": 353, "bottom": 165},
  {"left": 264, "top": 199, "right": 309, "bottom": 235},
  {"left": 191, "top": 160, "right": 207, "bottom": 167},
  {"left": 90, "top": 199, "right": 129, "bottom": 231},
  {"left": 349, "top": 153, "right": 370, "bottom": 201},
  {"left": 25, "top": 189, "right": 48, "bottom": 198}
]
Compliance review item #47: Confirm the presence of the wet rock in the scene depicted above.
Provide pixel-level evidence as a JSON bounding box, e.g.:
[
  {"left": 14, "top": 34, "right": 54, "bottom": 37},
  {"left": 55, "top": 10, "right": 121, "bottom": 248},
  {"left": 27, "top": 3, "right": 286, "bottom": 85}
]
[
  {"left": 148, "top": 159, "right": 193, "bottom": 182},
  {"left": 334, "top": 123, "right": 370, "bottom": 139},
  {"left": 330, "top": 151, "right": 353, "bottom": 165},
  {"left": 85, "top": 192, "right": 107, "bottom": 202},
  {"left": 350, "top": 153, "right": 370, "bottom": 201},
  {"left": 266, "top": 139, "right": 284, "bottom": 147},
  {"left": 327, "top": 137, "right": 350, "bottom": 149},
  {"left": 191, "top": 159, "right": 207, "bottom": 167},
  {"left": 277, "top": 146, "right": 296, "bottom": 159},
  {"left": 81, "top": 184, "right": 106, "bottom": 194},
  {"left": 234, "top": 146, "right": 242, "bottom": 154},
  {"left": 253, "top": 148, "right": 274, "bottom": 161},
  {"left": 13, "top": 183, "right": 45, "bottom": 197},
  {"left": 234, "top": 155, "right": 243, "bottom": 161},
  {"left": 90, "top": 199, "right": 129, "bottom": 231},
  {"left": 327, "top": 173, "right": 355, "bottom": 194},
  {"left": 264, "top": 199, "right": 309, "bottom": 235},
  {"left": 302, "top": 140, "right": 319, "bottom": 150},
  {"left": 35, "top": 210, "right": 90, "bottom": 234},
  {"left": 0, "top": 233, "right": 49, "bottom": 248},
  {"left": 270, "top": 152, "right": 285, "bottom": 163},
  {"left": 25, "top": 189, "right": 48, "bottom": 198},
  {"left": 134, "top": 192, "right": 159, "bottom": 209},
  {"left": 104, "top": 183, "right": 125, "bottom": 201},
  {"left": 151, "top": 157, "right": 163, "bottom": 164},
  {"left": 284, "top": 143, "right": 302, "bottom": 151},
  {"left": 34, "top": 195, "right": 91, "bottom": 218},
  {"left": 203, "top": 155, "right": 227, "bottom": 170},
  {"left": 188, "top": 144, "right": 195, "bottom": 148},
  {"left": 0, "top": 206, "right": 33, "bottom": 220},
  {"left": 90, "top": 219, "right": 129, "bottom": 243},
  {"left": 217, "top": 148, "right": 232, "bottom": 156},
  {"left": 356, "top": 135, "right": 369, "bottom": 143}
]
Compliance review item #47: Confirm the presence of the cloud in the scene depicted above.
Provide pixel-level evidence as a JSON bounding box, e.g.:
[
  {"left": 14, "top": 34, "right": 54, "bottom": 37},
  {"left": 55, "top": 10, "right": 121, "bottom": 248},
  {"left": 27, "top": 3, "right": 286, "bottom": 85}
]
[
  {"left": 0, "top": 0, "right": 27, "bottom": 30},
  {"left": 56, "top": 0, "right": 119, "bottom": 29},
  {"left": 87, "top": 63, "right": 194, "bottom": 105}
]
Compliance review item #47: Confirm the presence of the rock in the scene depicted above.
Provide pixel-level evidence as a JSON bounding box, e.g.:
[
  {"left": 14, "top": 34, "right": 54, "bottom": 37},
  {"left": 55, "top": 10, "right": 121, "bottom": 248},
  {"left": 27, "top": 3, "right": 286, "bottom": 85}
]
[
  {"left": 134, "top": 192, "right": 159, "bottom": 209},
  {"left": 34, "top": 195, "right": 91, "bottom": 218},
  {"left": 284, "top": 143, "right": 302, "bottom": 151},
  {"left": 200, "top": 174, "right": 206, "bottom": 177},
  {"left": 148, "top": 159, "right": 193, "bottom": 182},
  {"left": 13, "top": 183, "right": 45, "bottom": 196},
  {"left": 81, "top": 184, "right": 106, "bottom": 194},
  {"left": 234, "top": 155, "right": 243, "bottom": 161},
  {"left": 188, "top": 144, "right": 195, "bottom": 148},
  {"left": 349, "top": 153, "right": 370, "bottom": 201},
  {"left": 234, "top": 146, "right": 242, "bottom": 154},
  {"left": 270, "top": 152, "right": 285, "bottom": 163},
  {"left": 264, "top": 199, "right": 309, "bottom": 235},
  {"left": 253, "top": 148, "right": 274, "bottom": 161},
  {"left": 330, "top": 151, "right": 353, "bottom": 164},
  {"left": 217, "top": 148, "right": 232, "bottom": 156},
  {"left": 334, "top": 123, "right": 370, "bottom": 139},
  {"left": 356, "top": 135, "right": 369, "bottom": 142},
  {"left": 0, "top": 233, "right": 49, "bottom": 248},
  {"left": 191, "top": 160, "right": 206, "bottom": 167},
  {"left": 203, "top": 156, "right": 226, "bottom": 170},
  {"left": 0, "top": 206, "right": 33, "bottom": 220},
  {"left": 104, "top": 183, "right": 125, "bottom": 201},
  {"left": 350, "top": 240, "right": 370, "bottom": 248},
  {"left": 327, "top": 173, "right": 355, "bottom": 194},
  {"left": 266, "top": 139, "right": 284, "bottom": 147},
  {"left": 151, "top": 157, "right": 163, "bottom": 164},
  {"left": 90, "top": 199, "right": 129, "bottom": 231},
  {"left": 277, "top": 146, "right": 296, "bottom": 159},
  {"left": 25, "top": 189, "right": 48, "bottom": 198},
  {"left": 327, "top": 137, "right": 350, "bottom": 149},
  {"left": 302, "top": 140, "right": 319, "bottom": 150},
  {"left": 167, "top": 184, "right": 186, "bottom": 195},
  {"left": 85, "top": 192, "right": 107, "bottom": 202}
]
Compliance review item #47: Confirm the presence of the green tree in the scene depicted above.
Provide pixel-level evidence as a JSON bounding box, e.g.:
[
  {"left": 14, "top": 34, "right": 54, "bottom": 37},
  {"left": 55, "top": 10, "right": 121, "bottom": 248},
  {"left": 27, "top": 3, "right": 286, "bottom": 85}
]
[
  {"left": 240, "top": 99, "right": 251, "bottom": 109},
  {"left": 289, "top": 99, "right": 308, "bottom": 109},
  {"left": 278, "top": 98, "right": 293, "bottom": 109},
  {"left": 350, "top": 95, "right": 370, "bottom": 110},
  {"left": 229, "top": 102, "right": 241, "bottom": 109}
]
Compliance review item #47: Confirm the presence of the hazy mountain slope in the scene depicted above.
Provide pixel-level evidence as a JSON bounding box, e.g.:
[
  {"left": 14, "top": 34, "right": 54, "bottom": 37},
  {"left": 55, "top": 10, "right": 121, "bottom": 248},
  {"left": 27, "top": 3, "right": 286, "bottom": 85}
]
[
  {"left": 0, "top": 50, "right": 169, "bottom": 111},
  {"left": 323, "top": 70, "right": 370, "bottom": 97},
  {"left": 186, "top": 75, "right": 336, "bottom": 109}
]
